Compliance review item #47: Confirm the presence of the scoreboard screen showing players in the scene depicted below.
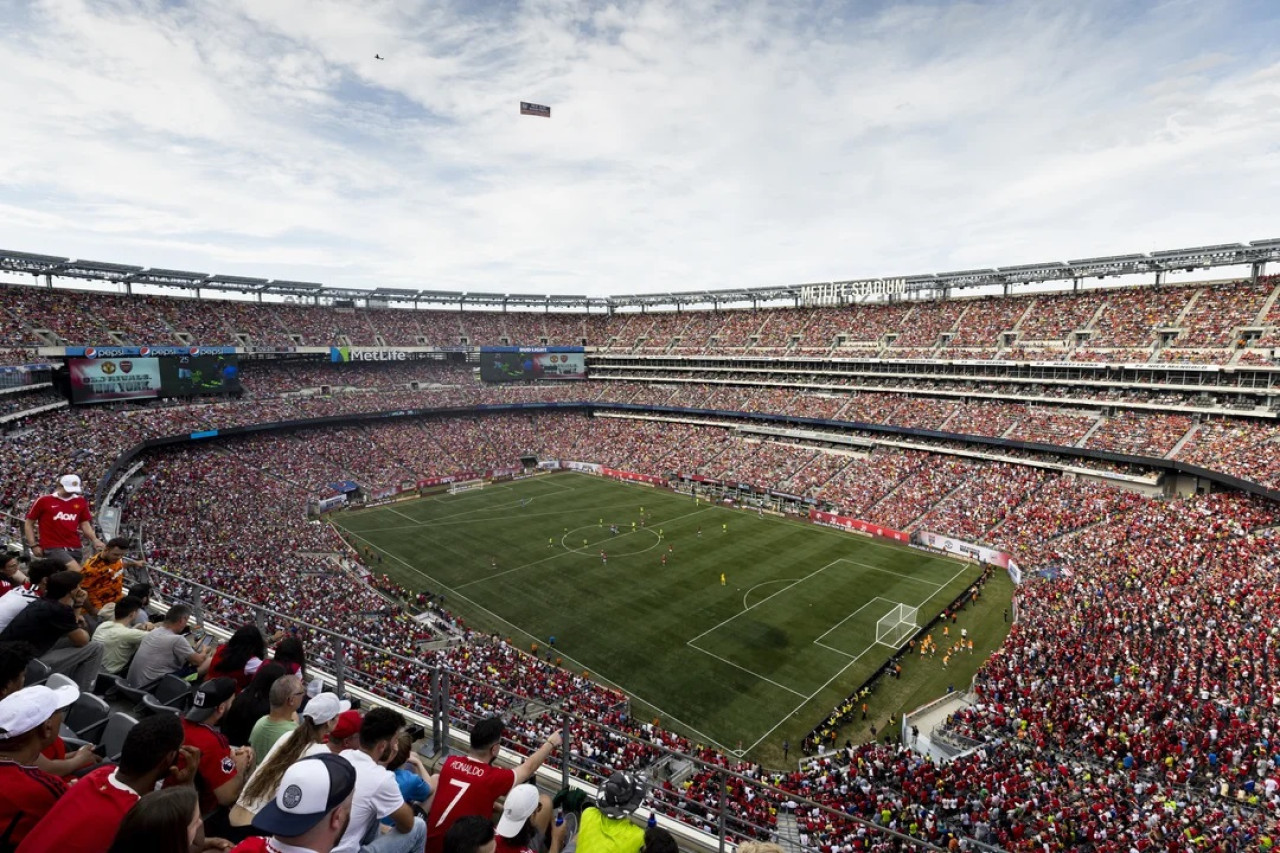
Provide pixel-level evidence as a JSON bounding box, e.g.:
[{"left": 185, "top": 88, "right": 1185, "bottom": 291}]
[
  {"left": 479, "top": 347, "right": 586, "bottom": 383},
  {"left": 159, "top": 353, "right": 242, "bottom": 396}
]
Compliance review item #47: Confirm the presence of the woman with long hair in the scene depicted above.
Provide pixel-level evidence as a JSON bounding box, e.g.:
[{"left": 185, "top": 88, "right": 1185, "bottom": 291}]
[
  {"left": 272, "top": 633, "right": 308, "bottom": 682},
  {"left": 106, "top": 786, "right": 201, "bottom": 853},
  {"left": 227, "top": 692, "right": 349, "bottom": 831},
  {"left": 219, "top": 661, "right": 286, "bottom": 747},
  {"left": 207, "top": 623, "right": 268, "bottom": 691}
]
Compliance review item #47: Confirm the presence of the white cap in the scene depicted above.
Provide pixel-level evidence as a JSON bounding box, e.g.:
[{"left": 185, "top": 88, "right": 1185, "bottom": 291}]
[
  {"left": 0, "top": 684, "right": 80, "bottom": 739},
  {"left": 58, "top": 474, "right": 82, "bottom": 495},
  {"left": 302, "top": 692, "right": 352, "bottom": 726},
  {"left": 496, "top": 784, "right": 541, "bottom": 837}
]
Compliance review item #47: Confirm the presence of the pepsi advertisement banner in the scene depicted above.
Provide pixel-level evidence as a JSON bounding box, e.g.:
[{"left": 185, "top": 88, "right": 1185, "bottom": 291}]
[
  {"left": 69, "top": 358, "right": 163, "bottom": 403},
  {"left": 65, "top": 345, "right": 236, "bottom": 358},
  {"left": 479, "top": 350, "right": 586, "bottom": 383}
]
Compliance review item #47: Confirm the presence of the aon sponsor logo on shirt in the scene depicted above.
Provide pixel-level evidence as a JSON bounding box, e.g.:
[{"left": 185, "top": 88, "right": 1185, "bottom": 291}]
[{"left": 53, "top": 512, "right": 80, "bottom": 522}]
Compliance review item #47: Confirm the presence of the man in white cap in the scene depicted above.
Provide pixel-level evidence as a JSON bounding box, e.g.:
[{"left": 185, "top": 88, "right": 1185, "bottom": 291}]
[
  {"left": 0, "top": 682, "right": 80, "bottom": 848},
  {"left": 230, "top": 753, "right": 358, "bottom": 853},
  {"left": 23, "top": 473, "right": 104, "bottom": 572}
]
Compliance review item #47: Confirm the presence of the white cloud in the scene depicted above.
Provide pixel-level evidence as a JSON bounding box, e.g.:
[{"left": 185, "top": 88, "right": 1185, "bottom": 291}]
[{"left": 0, "top": 0, "right": 1276, "bottom": 296}]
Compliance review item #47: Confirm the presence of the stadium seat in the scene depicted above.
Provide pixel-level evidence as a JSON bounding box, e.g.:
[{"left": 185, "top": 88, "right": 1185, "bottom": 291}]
[
  {"left": 138, "top": 693, "right": 180, "bottom": 716},
  {"left": 111, "top": 675, "right": 153, "bottom": 711},
  {"left": 151, "top": 674, "right": 193, "bottom": 708},
  {"left": 45, "top": 672, "right": 76, "bottom": 691},
  {"left": 24, "top": 658, "right": 50, "bottom": 687},
  {"left": 64, "top": 691, "right": 111, "bottom": 742},
  {"left": 98, "top": 712, "right": 139, "bottom": 764}
]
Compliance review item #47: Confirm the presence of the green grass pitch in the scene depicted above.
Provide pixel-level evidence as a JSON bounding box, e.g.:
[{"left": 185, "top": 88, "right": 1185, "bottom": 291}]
[{"left": 332, "top": 472, "right": 1005, "bottom": 762}]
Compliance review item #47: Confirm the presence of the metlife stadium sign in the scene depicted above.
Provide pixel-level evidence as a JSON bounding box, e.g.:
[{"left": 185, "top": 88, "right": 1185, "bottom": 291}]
[{"left": 801, "top": 279, "right": 906, "bottom": 306}]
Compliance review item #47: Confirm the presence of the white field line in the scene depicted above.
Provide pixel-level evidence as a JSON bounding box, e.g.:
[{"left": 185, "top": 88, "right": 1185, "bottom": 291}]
[
  {"left": 684, "top": 643, "right": 808, "bottom": 698},
  {"left": 334, "top": 523, "right": 738, "bottom": 755},
  {"left": 744, "top": 557, "right": 981, "bottom": 752}
]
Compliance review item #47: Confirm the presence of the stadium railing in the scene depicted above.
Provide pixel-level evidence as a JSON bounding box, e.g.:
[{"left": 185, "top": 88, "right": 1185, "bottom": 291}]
[{"left": 139, "top": 565, "right": 1000, "bottom": 853}]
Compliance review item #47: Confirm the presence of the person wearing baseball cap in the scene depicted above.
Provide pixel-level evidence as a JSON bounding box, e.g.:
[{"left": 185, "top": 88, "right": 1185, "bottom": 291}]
[
  {"left": 230, "top": 693, "right": 353, "bottom": 833},
  {"left": 576, "top": 771, "right": 649, "bottom": 853},
  {"left": 23, "top": 473, "right": 105, "bottom": 572},
  {"left": 229, "top": 753, "right": 357, "bottom": 853},
  {"left": 327, "top": 709, "right": 363, "bottom": 754},
  {"left": 175, "top": 677, "right": 254, "bottom": 820},
  {"left": 0, "top": 683, "right": 80, "bottom": 847},
  {"left": 495, "top": 784, "right": 550, "bottom": 853}
]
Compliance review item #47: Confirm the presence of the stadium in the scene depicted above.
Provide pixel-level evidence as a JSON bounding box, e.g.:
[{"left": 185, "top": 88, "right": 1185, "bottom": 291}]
[{"left": 3, "top": 236, "right": 1280, "bottom": 852}]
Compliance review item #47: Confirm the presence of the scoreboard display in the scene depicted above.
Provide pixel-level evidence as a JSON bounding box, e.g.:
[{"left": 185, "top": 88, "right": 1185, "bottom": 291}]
[
  {"left": 66, "top": 351, "right": 241, "bottom": 404},
  {"left": 479, "top": 347, "right": 586, "bottom": 383}
]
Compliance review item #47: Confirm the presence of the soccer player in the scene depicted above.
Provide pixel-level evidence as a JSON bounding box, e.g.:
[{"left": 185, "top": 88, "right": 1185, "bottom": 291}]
[
  {"left": 23, "top": 474, "right": 104, "bottom": 572},
  {"left": 722, "top": 523, "right": 727, "bottom": 534},
  {"left": 424, "top": 718, "right": 561, "bottom": 853},
  {"left": 720, "top": 573, "right": 726, "bottom": 586},
  {"left": 547, "top": 537, "right": 553, "bottom": 549},
  {"left": 600, "top": 551, "right": 607, "bottom": 565}
]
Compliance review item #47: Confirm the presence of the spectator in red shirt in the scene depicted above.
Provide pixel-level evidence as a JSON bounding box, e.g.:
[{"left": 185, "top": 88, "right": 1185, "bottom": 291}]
[
  {"left": 22, "top": 474, "right": 104, "bottom": 572},
  {"left": 208, "top": 624, "right": 271, "bottom": 692},
  {"left": 175, "top": 677, "right": 254, "bottom": 820},
  {"left": 0, "top": 682, "right": 79, "bottom": 848},
  {"left": 425, "top": 717, "right": 561, "bottom": 853},
  {"left": 106, "top": 786, "right": 205, "bottom": 853},
  {"left": 18, "top": 712, "right": 195, "bottom": 853},
  {"left": 0, "top": 544, "right": 28, "bottom": 597}
]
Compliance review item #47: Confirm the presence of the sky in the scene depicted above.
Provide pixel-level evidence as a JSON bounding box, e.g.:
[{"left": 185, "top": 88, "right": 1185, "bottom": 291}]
[{"left": 0, "top": 0, "right": 1278, "bottom": 299}]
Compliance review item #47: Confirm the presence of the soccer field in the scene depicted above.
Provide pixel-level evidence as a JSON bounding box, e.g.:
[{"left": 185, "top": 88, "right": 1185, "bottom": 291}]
[{"left": 332, "top": 473, "right": 989, "bottom": 759}]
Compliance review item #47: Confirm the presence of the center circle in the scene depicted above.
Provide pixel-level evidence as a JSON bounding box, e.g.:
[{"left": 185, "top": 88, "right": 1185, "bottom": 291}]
[{"left": 560, "top": 525, "right": 662, "bottom": 557}]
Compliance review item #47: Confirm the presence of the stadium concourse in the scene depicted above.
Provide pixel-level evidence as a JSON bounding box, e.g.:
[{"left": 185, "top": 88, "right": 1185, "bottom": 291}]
[{"left": 3, "top": 273, "right": 1280, "bottom": 851}]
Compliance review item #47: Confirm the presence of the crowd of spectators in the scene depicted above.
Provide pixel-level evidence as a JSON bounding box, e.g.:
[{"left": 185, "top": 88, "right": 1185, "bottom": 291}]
[
  {"left": 9, "top": 372, "right": 1280, "bottom": 850},
  {"left": 6, "top": 276, "right": 1280, "bottom": 361}
]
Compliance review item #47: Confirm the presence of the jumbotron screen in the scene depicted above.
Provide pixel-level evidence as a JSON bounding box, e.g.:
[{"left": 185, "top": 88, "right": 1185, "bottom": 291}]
[
  {"left": 68, "top": 354, "right": 241, "bottom": 404},
  {"left": 159, "top": 353, "right": 242, "bottom": 396},
  {"left": 479, "top": 347, "right": 586, "bottom": 383}
]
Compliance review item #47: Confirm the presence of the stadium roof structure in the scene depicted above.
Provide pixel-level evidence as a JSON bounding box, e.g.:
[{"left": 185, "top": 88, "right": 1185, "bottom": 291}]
[{"left": 1, "top": 237, "right": 1278, "bottom": 311}]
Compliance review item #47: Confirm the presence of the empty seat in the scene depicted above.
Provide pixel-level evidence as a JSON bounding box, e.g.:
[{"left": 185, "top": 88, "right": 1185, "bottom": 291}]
[
  {"left": 151, "top": 674, "right": 193, "bottom": 707},
  {"left": 45, "top": 672, "right": 77, "bottom": 692},
  {"left": 64, "top": 692, "right": 111, "bottom": 742},
  {"left": 138, "top": 694, "right": 180, "bottom": 716},
  {"left": 99, "top": 712, "right": 139, "bottom": 763},
  {"left": 111, "top": 675, "right": 152, "bottom": 710},
  {"left": 24, "top": 658, "right": 51, "bottom": 687}
]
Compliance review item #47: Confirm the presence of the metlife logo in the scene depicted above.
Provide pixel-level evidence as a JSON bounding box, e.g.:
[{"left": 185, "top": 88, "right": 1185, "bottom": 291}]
[{"left": 329, "top": 347, "right": 408, "bottom": 362}]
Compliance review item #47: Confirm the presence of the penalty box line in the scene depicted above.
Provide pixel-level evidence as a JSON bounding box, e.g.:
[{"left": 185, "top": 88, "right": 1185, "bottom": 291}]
[{"left": 744, "top": 557, "right": 982, "bottom": 753}]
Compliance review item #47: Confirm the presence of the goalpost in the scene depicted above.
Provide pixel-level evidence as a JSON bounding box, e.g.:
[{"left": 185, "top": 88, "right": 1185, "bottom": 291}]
[
  {"left": 447, "top": 478, "right": 486, "bottom": 495},
  {"left": 875, "top": 602, "right": 919, "bottom": 649}
]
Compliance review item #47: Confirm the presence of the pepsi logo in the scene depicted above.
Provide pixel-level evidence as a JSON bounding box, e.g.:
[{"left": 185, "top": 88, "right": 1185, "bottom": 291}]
[
  {"left": 139, "top": 347, "right": 151, "bottom": 356},
  {"left": 188, "top": 346, "right": 200, "bottom": 355},
  {"left": 84, "top": 347, "right": 97, "bottom": 358}
]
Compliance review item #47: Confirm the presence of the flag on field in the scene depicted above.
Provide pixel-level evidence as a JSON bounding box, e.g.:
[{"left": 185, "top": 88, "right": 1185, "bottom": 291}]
[{"left": 520, "top": 101, "right": 551, "bottom": 118}]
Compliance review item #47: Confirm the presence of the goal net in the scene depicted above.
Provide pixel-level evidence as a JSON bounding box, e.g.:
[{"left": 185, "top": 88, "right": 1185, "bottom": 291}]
[
  {"left": 447, "top": 479, "right": 486, "bottom": 495},
  {"left": 875, "top": 602, "right": 919, "bottom": 648}
]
